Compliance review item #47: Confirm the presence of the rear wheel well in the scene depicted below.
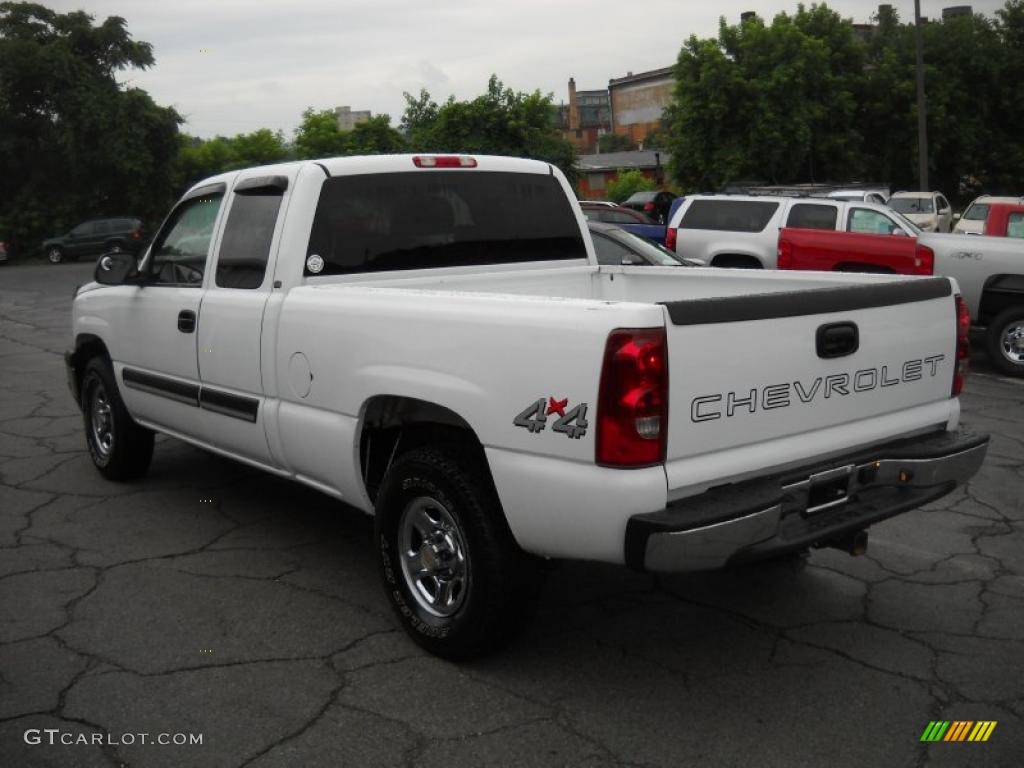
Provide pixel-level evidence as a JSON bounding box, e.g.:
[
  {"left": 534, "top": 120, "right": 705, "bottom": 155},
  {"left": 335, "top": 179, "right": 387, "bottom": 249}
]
[
  {"left": 979, "top": 276, "right": 1024, "bottom": 326},
  {"left": 710, "top": 254, "right": 763, "bottom": 269},
  {"left": 359, "top": 396, "right": 488, "bottom": 503}
]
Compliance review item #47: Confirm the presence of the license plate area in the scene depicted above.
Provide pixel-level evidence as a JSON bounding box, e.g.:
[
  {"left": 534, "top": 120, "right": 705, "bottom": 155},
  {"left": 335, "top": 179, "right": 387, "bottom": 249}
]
[{"left": 804, "top": 465, "right": 854, "bottom": 516}]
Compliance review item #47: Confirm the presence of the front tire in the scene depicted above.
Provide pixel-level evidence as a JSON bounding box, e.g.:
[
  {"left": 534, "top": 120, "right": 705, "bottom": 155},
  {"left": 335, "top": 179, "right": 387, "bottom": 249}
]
[
  {"left": 80, "top": 357, "right": 154, "bottom": 480},
  {"left": 985, "top": 307, "right": 1024, "bottom": 377},
  {"left": 47, "top": 247, "right": 64, "bottom": 264},
  {"left": 375, "top": 445, "right": 541, "bottom": 659}
]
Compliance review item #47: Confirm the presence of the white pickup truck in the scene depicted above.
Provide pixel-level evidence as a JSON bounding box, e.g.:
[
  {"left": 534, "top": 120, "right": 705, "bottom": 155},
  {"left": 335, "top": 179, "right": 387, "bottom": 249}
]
[
  {"left": 919, "top": 232, "right": 1024, "bottom": 377},
  {"left": 66, "top": 155, "right": 988, "bottom": 658}
]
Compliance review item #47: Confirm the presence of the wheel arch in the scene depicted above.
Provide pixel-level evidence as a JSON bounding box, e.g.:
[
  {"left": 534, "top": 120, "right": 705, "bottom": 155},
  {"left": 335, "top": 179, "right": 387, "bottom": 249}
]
[
  {"left": 709, "top": 252, "right": 765, "bottom": 269},
  {"left": 979, "top": 274, "right": 1024, "bottom": 326},
  {"left": 69, "top": 334, "right": 111, "bottom": 406},
  {"left": 357, "top": 394, "right": 493, "bottom": 506}
]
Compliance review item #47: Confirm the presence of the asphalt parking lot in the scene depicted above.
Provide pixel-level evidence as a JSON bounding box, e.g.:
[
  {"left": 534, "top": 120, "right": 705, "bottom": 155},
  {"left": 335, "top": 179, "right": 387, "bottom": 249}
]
[{"left": 1, "top": 261, "right": 1022, "bottom": 768}]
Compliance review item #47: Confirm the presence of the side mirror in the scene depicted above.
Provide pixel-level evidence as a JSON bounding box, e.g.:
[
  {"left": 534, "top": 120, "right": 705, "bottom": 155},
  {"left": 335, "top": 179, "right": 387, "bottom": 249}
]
[
  {"left": 94, "top": 252, "right": 138, "bottom": 285},
  {"left": 953, "top": 213, "right": 962, "bottom": 221}
]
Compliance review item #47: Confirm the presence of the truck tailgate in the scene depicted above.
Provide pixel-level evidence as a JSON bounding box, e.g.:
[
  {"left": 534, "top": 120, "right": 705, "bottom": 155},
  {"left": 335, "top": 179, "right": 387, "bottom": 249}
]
[{"left": 661, "top": 277, "right": 957, "bottom": 489}]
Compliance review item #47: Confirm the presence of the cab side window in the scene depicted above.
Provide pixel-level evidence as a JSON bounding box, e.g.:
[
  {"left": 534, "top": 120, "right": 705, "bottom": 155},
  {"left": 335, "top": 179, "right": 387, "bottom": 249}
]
[
  {"left": 148, "top": 193, "right": 224, "bottom": 286},
  {"left": 215, "top": 182, "right": 285, "bottom": 289},
  {"left": 786, "top": 203, "right": 838, "bottom": 230},
  {"left": 848, "top": 208, "right": 899, "bottom": 235}
]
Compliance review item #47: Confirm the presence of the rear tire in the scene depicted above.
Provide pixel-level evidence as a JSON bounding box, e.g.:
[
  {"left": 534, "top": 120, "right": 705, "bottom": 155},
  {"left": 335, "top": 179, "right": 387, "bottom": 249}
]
[
  {"left": 375, "top": 444, "right": 542, "bottom": 659},
  {"left": 47, "top": 247, "right": 64, "bottom": 264},
  {"left": 985, "top": 307, "right": 1024, "bottom": 377},
  {"left": 80, "top": 357, "right": 154, "bottom": 480}
]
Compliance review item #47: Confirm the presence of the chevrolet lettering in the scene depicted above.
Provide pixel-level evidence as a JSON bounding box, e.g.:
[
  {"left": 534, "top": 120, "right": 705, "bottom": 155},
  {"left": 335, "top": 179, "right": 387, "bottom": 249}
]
[{"left": 691, "top": 354, "right": 947, "bottom": 422}]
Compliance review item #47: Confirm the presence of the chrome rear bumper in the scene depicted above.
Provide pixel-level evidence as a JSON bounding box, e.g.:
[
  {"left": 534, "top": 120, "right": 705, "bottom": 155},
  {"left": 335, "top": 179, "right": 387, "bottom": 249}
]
[{"left": 625, "top": 429, "right": 989, "bottom": 572}]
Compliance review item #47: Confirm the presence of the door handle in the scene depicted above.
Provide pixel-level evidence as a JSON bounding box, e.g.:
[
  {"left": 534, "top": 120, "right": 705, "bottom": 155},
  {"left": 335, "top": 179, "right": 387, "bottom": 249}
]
[{"left": 178, "top": 310, "right": 196, "bottom": 333}]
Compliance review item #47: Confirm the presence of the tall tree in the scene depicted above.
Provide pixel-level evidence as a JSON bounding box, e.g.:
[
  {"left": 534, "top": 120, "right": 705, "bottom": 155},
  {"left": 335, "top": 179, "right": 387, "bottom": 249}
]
[
  {"left": 401, "top": 76, "right": 577, "bottom": 181},
  {"left": 0, "top": 2, "right": 181, "bottom": 249}
]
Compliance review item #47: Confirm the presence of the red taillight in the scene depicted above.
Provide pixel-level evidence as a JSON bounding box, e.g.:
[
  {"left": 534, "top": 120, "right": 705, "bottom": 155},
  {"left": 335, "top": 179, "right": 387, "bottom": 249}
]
[
  {"left": 665, "top": 227, "right": 677, "bottom": 251},
  {"left": 643, "top": 202, "right": 655, "bottom": 211},
  {"left": 777, "top": 238, "right": 793, "bottom": 269},
  {"left": 913, "top": 244, "right": 934, "bottom": 275},
  {"left": 132, "top": 229, "right": 141, "bottom": 240},
  {"left": 953, "top": 294, "right": 970, "bottom": 396},
  {"left": 413, "top": 155, "right": 477, "bottom": 168},
  {"left": 597, "top": 328, "right": 668, "bottom": 467}
]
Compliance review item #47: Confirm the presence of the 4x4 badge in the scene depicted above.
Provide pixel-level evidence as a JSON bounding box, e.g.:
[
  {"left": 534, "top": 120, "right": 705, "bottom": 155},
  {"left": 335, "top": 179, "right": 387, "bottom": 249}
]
[{"left": 514, "top": 397, "right": 588, "bottom": 439}]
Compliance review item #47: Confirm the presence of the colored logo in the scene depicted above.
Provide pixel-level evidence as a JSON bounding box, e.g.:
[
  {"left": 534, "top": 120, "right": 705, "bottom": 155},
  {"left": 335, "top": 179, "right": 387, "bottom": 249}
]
[{"left": 920, "top": 721, "right": 996, "bottom": 742}]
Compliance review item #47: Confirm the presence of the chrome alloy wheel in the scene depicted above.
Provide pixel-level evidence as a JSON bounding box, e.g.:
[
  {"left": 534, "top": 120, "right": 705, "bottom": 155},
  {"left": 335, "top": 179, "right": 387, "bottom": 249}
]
[
  {"left": 89, "top": 382, "right": 114, "bottom": 458},
  {"left": 398, "top": 496, "right": 470, "bottom": 618},
  {"left": 1000, "top": 320, "right": 1024, "bottom": 364}
]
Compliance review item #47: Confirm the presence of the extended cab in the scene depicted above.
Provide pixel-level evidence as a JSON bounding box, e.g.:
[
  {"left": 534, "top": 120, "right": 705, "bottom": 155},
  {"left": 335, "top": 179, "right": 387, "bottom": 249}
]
[{"left": 66, "top": 155, "right": 988, "bottom": 658}]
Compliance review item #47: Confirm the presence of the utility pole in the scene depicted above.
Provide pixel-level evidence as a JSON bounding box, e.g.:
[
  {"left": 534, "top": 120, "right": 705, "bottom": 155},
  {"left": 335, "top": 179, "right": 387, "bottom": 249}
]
[{"left": 914, "top": 0, "right": 929, "bottom": 190}]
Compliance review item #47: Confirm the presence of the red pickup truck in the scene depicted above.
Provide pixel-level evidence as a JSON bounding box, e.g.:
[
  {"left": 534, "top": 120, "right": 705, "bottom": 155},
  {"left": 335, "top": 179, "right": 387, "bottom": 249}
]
[{"left": 777, "top": 228, "right": 935, "bottom": 275}]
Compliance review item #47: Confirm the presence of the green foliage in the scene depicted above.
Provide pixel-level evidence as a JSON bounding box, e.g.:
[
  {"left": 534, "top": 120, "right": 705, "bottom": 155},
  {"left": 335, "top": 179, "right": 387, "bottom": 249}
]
[
  {"left": 598, "top": 133, "right": 635, "bottom": 153},
  {"left": 293, "top": 109, "right": 405, "bottom": 160},
  {"left": 0, "top": 2, "right": 181, "bottom": 250},
  {"left": 606, "top": 169, "right": 656, "bottom": 203},
  {"left": 664, "top": 1, "right": 1024, "bottom": 199},
  {"left": 401, "top": 75, "right": 578, "bottom": 181}
]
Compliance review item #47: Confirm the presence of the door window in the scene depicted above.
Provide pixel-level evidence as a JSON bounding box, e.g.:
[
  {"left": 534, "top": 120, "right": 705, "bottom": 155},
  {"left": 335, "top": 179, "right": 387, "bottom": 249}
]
[
  {"left": 215, "top": 184, "right": 284, "bottom": 289},
  {"left": 1007, "top": 213, "right": 1024, "bottom": 239},
  {"left": 93, "top": 220, "right": 111, "bottom": 235},
  {"left": 936, "top": 195, "right": 950, "bottom": 212},
  {"left": 71, "top": 222, "right": 94, "bottom": 237},
  {"left": 848, "top": 208, "right": 900, "bottom": 235},
  {"left": 680, "top": 200, "right": 780, "bottom": 232},
  {"left": 147, "top": 193, "right": 224, "bottom": 285}
]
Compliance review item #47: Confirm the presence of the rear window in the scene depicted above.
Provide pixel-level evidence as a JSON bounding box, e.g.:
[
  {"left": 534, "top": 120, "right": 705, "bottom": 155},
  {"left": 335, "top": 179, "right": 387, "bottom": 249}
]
[
  {"left": 890, "top": 197, "right": 934, "bottom": 214},
  {"left": 786, "top": 203, "right": 838, "bottom": 230},
  {"left": 963, "top": 203, "right": 990, "bottom": 221},
  {"left": 680, "top": 200, "right": 780, "bottom": 233},
  {"left": 305, "top": 171, "right": 586, "bottom": 276}
]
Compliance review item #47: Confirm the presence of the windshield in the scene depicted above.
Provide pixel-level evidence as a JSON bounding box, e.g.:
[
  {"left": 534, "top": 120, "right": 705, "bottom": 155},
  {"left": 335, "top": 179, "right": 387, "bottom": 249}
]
[
  {"left": 890, "top": 197, "right": 934, "bottom": 214},
  {"left": 963, "top": 203, "right": 990, "bottom": 221},
  {"left": 612, "top": 229, "right": 686, "bottom": 266}
]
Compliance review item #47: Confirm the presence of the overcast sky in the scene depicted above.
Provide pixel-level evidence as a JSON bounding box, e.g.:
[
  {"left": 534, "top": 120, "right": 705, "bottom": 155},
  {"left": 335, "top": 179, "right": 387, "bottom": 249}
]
[{"left": 48, "top": 0, "right": 1009, "bottom": 139}]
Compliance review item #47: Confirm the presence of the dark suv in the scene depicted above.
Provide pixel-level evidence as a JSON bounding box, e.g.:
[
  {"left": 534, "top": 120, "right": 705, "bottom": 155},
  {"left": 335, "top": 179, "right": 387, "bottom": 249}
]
[{"left": 42, "top": 218, "right": 146, "bottom": 264}]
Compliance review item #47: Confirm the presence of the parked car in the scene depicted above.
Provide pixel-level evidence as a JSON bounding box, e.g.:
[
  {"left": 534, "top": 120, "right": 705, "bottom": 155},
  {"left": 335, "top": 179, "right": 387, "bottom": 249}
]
[
  {"left": 922, "top": 232, "right": 1024, "bottom": 375},
  {"left": 620, "top": 190, "right": 676, "bottom": 223},
  {"left": 580, "top": 203, "right": 665, "bottom": 244},
  {"left": 888, "top": 191, "right": 954, "bottom": 233},
  {"left": 586, "top": 220, "right": 699, "bottom": 266},
  {"left": 42, "top": 217, "right": 146, "bottom": 264},
  {"left": 953, "top": 195, "right": 1024, "bottom": 234},
  {"left": 66, "top": 153, "right": 986, "bottom": 658},
  {"left": 826, "top": 188, "right": 889, "bottom": 204},
  {"left": 983, "top": 203, "right": 1024, "bottom": 238},
  {"left": 666, "top": 195, "right": 917, "bottom": 269}
]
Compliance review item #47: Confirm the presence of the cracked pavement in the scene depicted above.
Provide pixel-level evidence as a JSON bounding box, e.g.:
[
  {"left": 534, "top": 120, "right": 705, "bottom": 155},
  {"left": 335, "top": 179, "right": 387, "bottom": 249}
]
[{"left": 1, "top": 261, "right": 1021, "bottom": 767}]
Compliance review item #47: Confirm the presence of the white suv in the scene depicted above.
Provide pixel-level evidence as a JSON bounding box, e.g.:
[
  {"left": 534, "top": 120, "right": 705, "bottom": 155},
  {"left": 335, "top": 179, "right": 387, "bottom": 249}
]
[
  {"left": 665, "top": 195, "right": 919, "bottom": 269},
  {"left": 888, "top": 191, "right": 953, "bottom": 232}
]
